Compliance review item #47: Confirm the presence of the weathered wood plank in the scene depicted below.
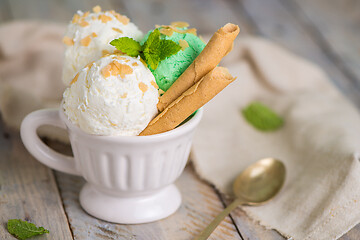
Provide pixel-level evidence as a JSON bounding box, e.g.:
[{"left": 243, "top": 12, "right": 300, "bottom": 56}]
[
  {"left": 335, "top": 213, "right": 360, "bottom": 239},
  {"left": 340, "top": 225, "right": 360, "bottom": 240},
  {"left": 118, "top": 0, "right": 252, "bottom": 35},
  {"left": 288, "top": 0, "right": 360, "bottom": 99},
  {"left": 214, "top": 186, "right": 284, "bottom": 239},
  {"left": 0, "top": 0, "right": 12, "bottom": 23},
  {"left": 54, "top": 162, "right": 241, "bottom": 240},
  {"left": 222, "top": 198, "right": 285, "bottom": 240},
  {"left": 206, "top": 185, "right": 284, "bottom": 240},
  {"left": 231, "top": 0, "right": 360, "bottom": 108},
  {"left": 0, "top": 124, "right": 73, "bottom": 239},
  {"left": 7, "top": 0, "right": 114, "bottom": 23}
]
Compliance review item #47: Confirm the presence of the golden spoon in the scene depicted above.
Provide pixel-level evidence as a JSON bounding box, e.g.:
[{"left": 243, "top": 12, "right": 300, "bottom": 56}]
[{"left": 194, "top": 158, "right": 286, "bottom": 240}]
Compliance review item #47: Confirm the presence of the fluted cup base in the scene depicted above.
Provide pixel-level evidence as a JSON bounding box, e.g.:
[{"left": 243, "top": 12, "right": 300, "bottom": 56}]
[{"left": 79, "top": 183, "right": 181, "bottom": 224}]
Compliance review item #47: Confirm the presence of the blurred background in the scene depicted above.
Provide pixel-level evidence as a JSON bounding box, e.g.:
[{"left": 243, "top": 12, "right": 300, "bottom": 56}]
[{"left": 0, "top": 0, "right": 359, "bottom": 106}]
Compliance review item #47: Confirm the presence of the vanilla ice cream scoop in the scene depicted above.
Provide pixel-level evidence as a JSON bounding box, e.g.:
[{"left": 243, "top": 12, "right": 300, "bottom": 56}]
[
  {"left": 63, "top": 54, "right": 159, "bottom": 136},
  {"left": 62, "top": 6, "right": 143, "bottom": 86}
]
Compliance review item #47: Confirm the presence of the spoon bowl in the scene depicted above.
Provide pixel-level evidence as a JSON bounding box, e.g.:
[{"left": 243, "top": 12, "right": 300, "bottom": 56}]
[{"left": 233, "top": 158, "right": 286, "bottom": 204}]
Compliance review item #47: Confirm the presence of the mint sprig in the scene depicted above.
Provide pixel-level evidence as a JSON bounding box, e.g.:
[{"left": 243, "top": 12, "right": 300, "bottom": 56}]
[
  {"left": 110, "top": 29, "right": 181, "bottom": 70},
  {"left": 242, "top": 101, "right": 284, "bottom": 131},
  {"left": 7, "top": 219, "right": 49, "bottom": 240}
]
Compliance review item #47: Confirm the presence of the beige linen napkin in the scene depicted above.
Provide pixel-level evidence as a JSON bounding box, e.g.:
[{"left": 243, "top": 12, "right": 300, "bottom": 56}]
[
  {"left": 192, "top": 37, "right": 360, "bottom": 240},
  {"left": 0, "top": 21, "right": 68, "bottom": 142}
]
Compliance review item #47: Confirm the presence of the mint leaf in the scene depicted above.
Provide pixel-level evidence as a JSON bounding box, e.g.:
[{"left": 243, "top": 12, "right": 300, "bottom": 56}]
[
  {"left": 144, "top": 51, "right": 160, "bottom": 70},
  {"left": 159, "top": 39, "right": 181, "bottom": 60},
  {"left": 7, "top": 219, "right": 49, "bottom": 240},
  {"left": 142, "top": 28, "right": 160, "bottom": 53},
  {"left": 110, "top": 37, "right": 141, "bottom": 57},
  {"left": 242, "top": 102, "right": 284, "bottom": 131},
  {"left": 142, "top": 29, "right": 162, "bottom": 69}
]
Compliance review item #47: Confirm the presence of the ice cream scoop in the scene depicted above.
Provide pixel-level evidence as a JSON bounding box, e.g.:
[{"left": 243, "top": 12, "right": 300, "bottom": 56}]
[
  {"left": 141, "top": 23, "right": 205, "bottom": 91},
  {"left": 62, "top": 6, "right": 143, "bottom": 86},
  {"left": 62, "top": 54, "right": 159, "bottom": 136}
]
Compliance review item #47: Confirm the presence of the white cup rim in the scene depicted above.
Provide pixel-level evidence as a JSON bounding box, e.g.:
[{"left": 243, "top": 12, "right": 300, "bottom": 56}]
[{"left": 59, "top": 106, "right": 203, "bottom": 143}]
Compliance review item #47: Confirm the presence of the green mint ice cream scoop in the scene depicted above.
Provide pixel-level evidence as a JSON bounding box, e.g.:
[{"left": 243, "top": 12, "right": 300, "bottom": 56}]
[{"left": 141, "top": 24, "right": 206, "bottom": 91}]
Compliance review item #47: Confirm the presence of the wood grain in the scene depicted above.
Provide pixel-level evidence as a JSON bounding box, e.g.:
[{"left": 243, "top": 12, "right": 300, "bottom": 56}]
[
  {"left": 289, "top": 0, "right": 360, "bottom": 94},
  {"left": 0, "top": 125, "right": 73, "bottom": 239}
]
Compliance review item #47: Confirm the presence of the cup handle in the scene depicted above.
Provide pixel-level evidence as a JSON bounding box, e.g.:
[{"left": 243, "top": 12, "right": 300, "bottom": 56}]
[{"left": 20, "top": 109, "right": 81, "bottom": 176}]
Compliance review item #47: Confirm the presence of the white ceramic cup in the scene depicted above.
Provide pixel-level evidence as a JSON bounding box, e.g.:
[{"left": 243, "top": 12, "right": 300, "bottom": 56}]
[{"left": 20, "top": 106, "right": 203, "bottom": 224}]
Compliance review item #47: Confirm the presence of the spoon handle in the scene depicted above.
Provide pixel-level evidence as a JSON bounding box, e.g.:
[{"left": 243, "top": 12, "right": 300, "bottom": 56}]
[{"left": 194, "top": 198, "right": 244, "bottom": 240}]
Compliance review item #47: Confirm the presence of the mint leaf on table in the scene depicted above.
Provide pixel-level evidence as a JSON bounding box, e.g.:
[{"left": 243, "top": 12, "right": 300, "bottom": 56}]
[
  {"left": 110, "top": 28, "right": 181, "bottom": 70},
  {"left": 159, "top": 39, "right": 181, "bottom": 60},
  {"left": 110, "top": 37, "right": 141, "bottom": 57},
  {"left": 242, "top": 101, "right": 284, "bottom": 131},
  {"left": 7, "top": 219, "right": 49, "bottom": 240}
]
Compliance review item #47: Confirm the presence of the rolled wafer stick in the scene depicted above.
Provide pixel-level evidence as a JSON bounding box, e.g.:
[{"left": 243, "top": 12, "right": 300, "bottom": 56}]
[
  {"left": 140, "top": 67, "right": 235, "bottom": 136},
  {"left": 157, "top": 23, "right": 239, "bottom": 112}
]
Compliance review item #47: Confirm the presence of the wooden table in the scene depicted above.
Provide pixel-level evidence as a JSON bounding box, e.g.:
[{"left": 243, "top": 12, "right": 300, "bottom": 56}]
[{"left": 1, "top": 0, "right": 360, "bottom": 239}]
